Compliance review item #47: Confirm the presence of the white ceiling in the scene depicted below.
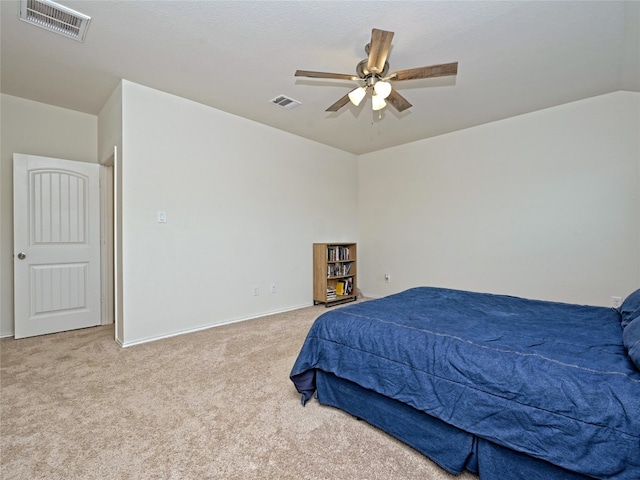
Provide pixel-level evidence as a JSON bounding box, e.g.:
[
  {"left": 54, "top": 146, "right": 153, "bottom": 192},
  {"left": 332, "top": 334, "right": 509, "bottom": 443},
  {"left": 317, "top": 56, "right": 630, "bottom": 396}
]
[{"left": 1, "top": 1, "right": 639, "bottom": 155}]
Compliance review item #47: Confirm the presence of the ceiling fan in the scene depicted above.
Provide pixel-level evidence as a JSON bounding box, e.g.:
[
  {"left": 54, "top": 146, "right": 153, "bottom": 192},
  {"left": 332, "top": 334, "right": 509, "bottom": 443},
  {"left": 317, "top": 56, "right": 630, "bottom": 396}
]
[{"left": 295, "top": 28, "right": 458, "bottom": 113}]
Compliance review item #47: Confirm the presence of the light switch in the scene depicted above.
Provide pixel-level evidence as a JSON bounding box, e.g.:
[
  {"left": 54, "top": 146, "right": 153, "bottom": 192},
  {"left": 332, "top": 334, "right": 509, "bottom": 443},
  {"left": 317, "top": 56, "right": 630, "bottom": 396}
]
[{"left": 157, "top": 211, "right": 167, "bottom": 223}]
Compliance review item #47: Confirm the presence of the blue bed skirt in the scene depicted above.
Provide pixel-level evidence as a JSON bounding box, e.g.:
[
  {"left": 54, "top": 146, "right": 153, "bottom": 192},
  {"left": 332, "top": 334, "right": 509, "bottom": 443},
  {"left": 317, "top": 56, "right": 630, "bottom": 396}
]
[{"left": 316, "top": 370, "right": 590, "bottom": 480}]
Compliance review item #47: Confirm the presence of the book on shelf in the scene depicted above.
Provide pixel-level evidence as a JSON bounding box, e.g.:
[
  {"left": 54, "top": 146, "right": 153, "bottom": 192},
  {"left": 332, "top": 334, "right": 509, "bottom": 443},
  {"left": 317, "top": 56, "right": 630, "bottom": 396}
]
[
  {"left": 327, "top": 246, "right": 351, "bottom": 262},
  {"left": 327, "top": 261, "right": 354, "bottom": 278},
  {"left": 344, "top": 277, "right": 353, "bottom": 295}
]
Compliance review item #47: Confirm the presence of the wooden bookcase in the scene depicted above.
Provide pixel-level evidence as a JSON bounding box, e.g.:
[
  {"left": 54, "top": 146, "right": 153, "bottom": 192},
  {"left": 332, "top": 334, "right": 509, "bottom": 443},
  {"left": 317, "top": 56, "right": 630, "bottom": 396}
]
[{"left": 313, "top": 243, "right": 357, "bottom": 306}]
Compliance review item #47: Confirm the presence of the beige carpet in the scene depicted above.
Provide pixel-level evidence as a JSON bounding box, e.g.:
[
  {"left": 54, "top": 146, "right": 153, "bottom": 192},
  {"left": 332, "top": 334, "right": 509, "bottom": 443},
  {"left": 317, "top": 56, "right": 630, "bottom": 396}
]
[{"left": 1, "top": 302, "right": 478, "bottom": 480}]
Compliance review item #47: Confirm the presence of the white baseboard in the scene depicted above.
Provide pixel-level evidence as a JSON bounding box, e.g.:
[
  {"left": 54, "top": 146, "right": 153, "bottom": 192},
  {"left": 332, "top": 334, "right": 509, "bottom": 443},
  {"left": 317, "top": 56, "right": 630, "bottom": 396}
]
[{"left": 118, "top": 302, "right": 313, "bottom": 348}]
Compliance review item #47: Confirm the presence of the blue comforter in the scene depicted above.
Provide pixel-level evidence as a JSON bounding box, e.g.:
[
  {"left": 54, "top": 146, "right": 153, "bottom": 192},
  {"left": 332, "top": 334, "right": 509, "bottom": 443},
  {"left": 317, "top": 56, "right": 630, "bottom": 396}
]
[{"left": 290, "top": 287, "right": 640, "bottom": 479}]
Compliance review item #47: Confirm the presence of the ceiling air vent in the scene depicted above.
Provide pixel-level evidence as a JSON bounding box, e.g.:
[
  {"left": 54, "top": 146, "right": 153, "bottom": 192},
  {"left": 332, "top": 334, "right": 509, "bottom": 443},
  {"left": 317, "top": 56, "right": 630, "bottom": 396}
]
[
  {"left": 270, "top": 95, "right": 301, "bottom": 110},
  {"left": 19, "top": 0, "right": 91, "bottom": 42}
]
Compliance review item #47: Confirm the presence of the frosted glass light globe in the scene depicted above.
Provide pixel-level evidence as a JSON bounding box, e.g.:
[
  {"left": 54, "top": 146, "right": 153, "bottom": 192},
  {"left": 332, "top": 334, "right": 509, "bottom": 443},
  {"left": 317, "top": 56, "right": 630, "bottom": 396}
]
[{"left": 374, "top": 81, "right": 392, "bottom": 99}]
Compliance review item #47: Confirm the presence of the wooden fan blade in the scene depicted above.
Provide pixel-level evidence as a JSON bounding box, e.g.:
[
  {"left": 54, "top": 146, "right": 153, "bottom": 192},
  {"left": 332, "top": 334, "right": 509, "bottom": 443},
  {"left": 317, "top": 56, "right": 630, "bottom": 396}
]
[
  {"left": 367, "top": 29, "right": 394, "bottom": 74},
  {"left": 386, "top": 89, "right": 412, "bottom": 112},
  {"left": 389, "top": 62, "right": 458, "bottom": 81},
  {"left": 295, "top": 70, "right": 359, "bottom": 81},
  {"left": 326, "top": 93, "right": 351, "bottom": 112}
]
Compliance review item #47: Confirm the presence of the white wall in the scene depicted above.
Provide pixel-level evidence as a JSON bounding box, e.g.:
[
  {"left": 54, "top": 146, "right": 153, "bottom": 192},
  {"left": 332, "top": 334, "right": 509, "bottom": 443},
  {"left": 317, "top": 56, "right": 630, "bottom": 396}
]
[
  {"left": 3, "top": 88, "right": 636, "bottom": 339},
  {"left": 0, "top": 94, "right": 98, "bottom": 336},
  {"left": 358, "top": 92, "right": 640, "bottom": 306},
  {"left": 98, "top": 83, "right": 123, "bottom": 164},
  {"left": 119, "top": 81, "right": 357, "bottom": 345}
]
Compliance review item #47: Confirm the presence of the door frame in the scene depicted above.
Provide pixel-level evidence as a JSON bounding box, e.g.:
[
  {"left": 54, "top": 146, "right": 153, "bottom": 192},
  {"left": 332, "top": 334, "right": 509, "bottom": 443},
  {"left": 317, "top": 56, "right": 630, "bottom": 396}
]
[
  {"left": 11, "top": 153, "right": 116, "bottom": 337},
  {"left": 100, "top": 158, "right": 114, "bottom": 326}
]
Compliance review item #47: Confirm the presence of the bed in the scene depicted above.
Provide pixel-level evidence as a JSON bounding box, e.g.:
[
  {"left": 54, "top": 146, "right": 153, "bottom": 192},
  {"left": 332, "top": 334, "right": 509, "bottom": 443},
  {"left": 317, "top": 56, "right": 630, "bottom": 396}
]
[{"left": 290, "top": 287, "right": 640, "bottom": 479}]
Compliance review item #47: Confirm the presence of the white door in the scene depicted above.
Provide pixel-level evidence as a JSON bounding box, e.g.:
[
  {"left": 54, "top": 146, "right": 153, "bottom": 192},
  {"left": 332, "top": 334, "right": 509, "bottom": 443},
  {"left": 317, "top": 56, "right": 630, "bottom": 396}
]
[{"left": 13, "top": 153, "right": 101, "bottom": 338}]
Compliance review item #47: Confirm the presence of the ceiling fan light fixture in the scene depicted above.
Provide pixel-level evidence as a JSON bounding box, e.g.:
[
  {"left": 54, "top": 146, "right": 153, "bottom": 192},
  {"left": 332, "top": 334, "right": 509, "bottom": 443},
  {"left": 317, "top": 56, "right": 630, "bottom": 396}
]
[
  {"left": 295, "top": 28, "right": 458, "bottom": 114},
  {"left": 373, "top": 80, "right": 392, "bottom": 99},
  {"left": 371, "top": 93, "right": 386, "bottom": 111},
  {"left": 348, "top": 86, "right": 367, "bottom": 106}
]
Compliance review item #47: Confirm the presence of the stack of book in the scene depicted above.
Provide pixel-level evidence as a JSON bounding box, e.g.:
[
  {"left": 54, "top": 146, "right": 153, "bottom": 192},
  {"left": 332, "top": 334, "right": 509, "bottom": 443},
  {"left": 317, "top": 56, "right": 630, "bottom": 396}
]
[{"left": 327, "top": 287, "right": 337, "bottom": 301}]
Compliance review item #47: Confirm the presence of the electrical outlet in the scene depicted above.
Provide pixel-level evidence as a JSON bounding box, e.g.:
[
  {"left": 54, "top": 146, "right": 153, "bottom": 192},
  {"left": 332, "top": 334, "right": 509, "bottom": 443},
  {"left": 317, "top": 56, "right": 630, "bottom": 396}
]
[
  {"left": 252, "top": 285, "right": 260, "bottom": 296},
  {"left": 384, "top": 273, "right": 391, "bottom": 283},
  {"left": 612, "top": 296, "right": 622, "bottom": 308},
  {"left": 271, "top": 283, "right": 277, "bottom": 294}
]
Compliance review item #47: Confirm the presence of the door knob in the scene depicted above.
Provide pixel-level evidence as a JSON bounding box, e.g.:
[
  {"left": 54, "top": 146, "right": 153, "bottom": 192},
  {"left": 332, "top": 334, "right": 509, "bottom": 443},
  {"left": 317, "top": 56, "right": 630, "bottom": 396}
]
[{"left": 17, "top": 252, "right": 26, "bottom": 260}]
